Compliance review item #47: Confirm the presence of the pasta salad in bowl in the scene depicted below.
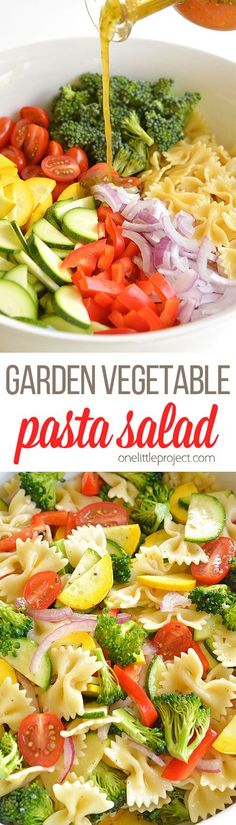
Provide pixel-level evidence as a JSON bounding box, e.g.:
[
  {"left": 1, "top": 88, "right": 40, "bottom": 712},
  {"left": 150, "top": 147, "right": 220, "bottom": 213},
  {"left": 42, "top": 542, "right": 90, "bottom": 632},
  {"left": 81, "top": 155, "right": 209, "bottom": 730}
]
[
  {"left": 0, "top": 38, "right": 235, "bottom": 352},
  {"left": 0, "top": 470, "right": 235, "bottom": 825}
]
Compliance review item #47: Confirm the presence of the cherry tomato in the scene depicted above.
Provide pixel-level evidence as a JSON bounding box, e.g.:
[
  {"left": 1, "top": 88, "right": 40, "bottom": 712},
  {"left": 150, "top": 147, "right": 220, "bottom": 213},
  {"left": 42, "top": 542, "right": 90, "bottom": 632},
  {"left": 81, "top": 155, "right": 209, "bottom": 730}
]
[
  {"left": 18, "top": 712, "right": 64, "bottom": 767},
  {"left": 11, "top": 118, "right": 30, "bottom": 149},
  {"left": 1, "top": 146, "right": 26, "bottom": 173},
  {"left": 24, "top": 124, "right": 49, "bottom": 164},
  {"left": 66, "top": 146, "right": 89, "bottom": 175},
  {"left": 21, "top": 164, "right": 45, "bottom": 180},
  {"left": 175, "top": 0, "right": 236, "bottom": 29},
  {"left": 191, "top": 537, "right": 235, "bottom": 585},
  {"left": 52, "top": 182, "right": 69, "bottom": 201},
  {"left": 48, "top": 140, "right": 64, "bottom": 157},
  {"left": 41, "top": 154, "right": 80, "bottom": 183},
  {"left": 20, "top": 106, "right": 50, "bottom": 129},
  {"left": 153, "top": 620, "right": 193, "bottom": 660},
  {"left": 77, "top": 500, "right": 129, "bottom": 527},
  {"left": 23, "top": 570, "right": 62, "bottom": 609},
  {"left": 0, "top": 117, "right": 15, "bottom": 149}
]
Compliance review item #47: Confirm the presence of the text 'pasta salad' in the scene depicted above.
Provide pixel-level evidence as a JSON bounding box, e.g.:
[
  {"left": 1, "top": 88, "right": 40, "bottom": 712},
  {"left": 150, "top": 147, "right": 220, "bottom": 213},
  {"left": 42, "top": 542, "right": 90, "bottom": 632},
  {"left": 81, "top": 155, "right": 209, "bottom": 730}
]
[{"left": 0, "top": 470, "right": 235, "bottom": 825}]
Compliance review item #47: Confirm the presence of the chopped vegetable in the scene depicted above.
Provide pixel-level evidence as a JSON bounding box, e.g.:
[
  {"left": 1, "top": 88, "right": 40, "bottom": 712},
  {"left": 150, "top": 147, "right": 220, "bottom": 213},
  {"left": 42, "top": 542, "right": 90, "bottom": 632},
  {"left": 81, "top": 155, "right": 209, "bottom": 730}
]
[
  {"left": 0, "top": 600, "right": 32, "bottom": 657},
  {"left": 189, "top": 583, "right": 236, "bottom": 631},
  {"left": 143, "top": 789, "right": 189, "bottom": 823},
  {"left": 0, "top": 732, "right": 22, "bottom": 779},
  {"left": 111, "top": 708, "right": 164, "bottom": 753},
  {"left": 0, "top": 781, "right": 53, "bottom": 825},
  {"left": 95, "top": 611, "right": 147, "bottom": 668},
  {"left": 162, "top": 728, "right": 217, "bottom": 780},
  {"left": 19, "top": 472, "right": 64, "bottom": 510},
  {"left": 213, "top": 713, "right": 236, "bottom": 754},
  {"left": 18, "top": 712, "right": 64, "bottom": 767},
  {"left": 91, "top": 760, "right": 127, "bottom": 811},
  {"left": 154, "top": 693, "right": 210, "bottom": 762},
  {"left": 113, "top": 666, "right": 157, "bottom": 727}
]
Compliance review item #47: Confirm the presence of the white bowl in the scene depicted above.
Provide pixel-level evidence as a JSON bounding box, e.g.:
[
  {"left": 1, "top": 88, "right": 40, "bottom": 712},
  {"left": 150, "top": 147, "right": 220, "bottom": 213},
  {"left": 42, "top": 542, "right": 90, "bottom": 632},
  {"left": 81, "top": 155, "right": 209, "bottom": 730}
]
[
  {"left": 0, "top": 37, "right": 236, "bottom": 352},
  {"left": 0, "top": 470, "right": 235, "bottom": 824}
]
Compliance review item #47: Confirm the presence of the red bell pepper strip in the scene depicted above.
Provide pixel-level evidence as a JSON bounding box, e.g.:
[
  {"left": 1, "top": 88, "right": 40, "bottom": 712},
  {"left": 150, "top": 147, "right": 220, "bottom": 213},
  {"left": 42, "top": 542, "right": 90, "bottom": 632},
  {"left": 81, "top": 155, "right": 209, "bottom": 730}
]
[
  {"left": 122, "top": 310, "right": 149, "bottom": 333},
  {"left": 76, "top": 275, "right": 123, "bottom": 297},
  {"left": 114, "top": 665, "right": 158, "bottom": 726},
  {"left": 119, "top": 284, "right": 152, "bottom": 312},
  {"left": 150, "top": 271, "right": 176, "bottom": 301},
  {"left": 190, "top": 642, "right": 209, "bottom": 674},
  {"left": 81, "top": 472, "right": 102, "bottom": 496},
  {"left": 0, "top": 528, "right": 35, "bottom": 552},
  {"left": 105, "top": 214, "right": 126, "bottom": 259},
  {"left": 97, "top": 244, "right": 115, "bottom": 270},
  {"left": 61, "top": 239, "right": 106, "bottom": 269},
  {"left": 162, "top": 728, "right": 218, "bottom": 782},
  {"left": 31, "top": 511, "right": 69, "bottom": 528},
  {"left": 162, "top": 728, "right": 218, "bottom": 781}
]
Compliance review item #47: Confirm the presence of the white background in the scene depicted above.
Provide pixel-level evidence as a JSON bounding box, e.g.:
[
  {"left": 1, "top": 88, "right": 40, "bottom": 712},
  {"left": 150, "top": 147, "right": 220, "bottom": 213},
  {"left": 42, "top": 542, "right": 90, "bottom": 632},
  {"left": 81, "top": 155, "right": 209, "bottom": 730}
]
[{"left": 0, "top": 0, "right": 235, "bottom": 62}]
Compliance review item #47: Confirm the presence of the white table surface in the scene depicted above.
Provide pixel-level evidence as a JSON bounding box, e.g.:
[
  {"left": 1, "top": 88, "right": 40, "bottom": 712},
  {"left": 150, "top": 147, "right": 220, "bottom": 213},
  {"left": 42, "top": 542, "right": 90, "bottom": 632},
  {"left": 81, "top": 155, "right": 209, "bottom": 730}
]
[{"left": 1, "top": 0, "right": 236, "bottom": 61}]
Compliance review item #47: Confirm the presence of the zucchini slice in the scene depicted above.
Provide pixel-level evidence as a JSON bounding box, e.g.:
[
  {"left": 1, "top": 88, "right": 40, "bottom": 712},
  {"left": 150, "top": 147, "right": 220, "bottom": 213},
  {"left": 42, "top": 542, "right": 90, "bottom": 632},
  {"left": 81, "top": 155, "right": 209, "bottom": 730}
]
[
  {"left": 146, "top": 654, "right": 166, "bottom": 701},
  {"left": 185, "top": 493, "right": 226, "bottom": 543},
  {"left": 28, "top": 234, "right": 72, "bottom": 286},
  {"left": 62, "top": 207, "right": 99, "bottom": 242},
  {"left": 0, "top": 279, "right": 37, "bottom": 321},
  {"left": 52, "top": 195, "right": 96, "bottom": 225},
  {"left": 0, "top": 220, "right": 22, "bottom": 253},
  {"left": 33, "top": 218, "right": 73, "bottom": 249},
  {"left": 53, "top": 284, "right": 91, "bottom": 330}
]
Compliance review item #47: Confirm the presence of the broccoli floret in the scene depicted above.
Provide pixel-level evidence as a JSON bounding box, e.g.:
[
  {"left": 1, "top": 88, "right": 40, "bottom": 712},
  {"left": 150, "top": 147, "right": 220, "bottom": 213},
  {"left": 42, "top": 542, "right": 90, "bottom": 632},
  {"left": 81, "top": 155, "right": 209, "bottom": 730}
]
[
  {"left": 78, "top": 72, "right": 103, "bottom": 99},
  {"left": 52, "top": 83, "right": 90, "bottom": 124},
  {"left": 130, "top": 492, "right": 169, "bottom": 536},
  {"left": 110, "top": 547, "right": 132, "bottom": 583},
  {"left": 112, "top": 709, "right": 165, "bottom": 754},
  {"left": 114, "top": 139, "right": 148, "bottom": 177},
  {"left": 19, "top": 472, "right": 64, "bottom": 510},
  {"left": 162, "top": 91, "right": 201, "bottom": 122},
  {"left": 154, "top": 693, "right": 210, "bottom": 763},
  {"left": 95, "top": 647, "right": 124, "bottom": 704},
  {"left": 51, "top": 118, "right": 93, "bottom": 151},
  {"left": 189, "top": 584, "right": 233, "bottom": 616},
  {"left": 189, "top": 584, "right": 236, "bottom": 631},
  {"left": 91, "top": 760, "right": 126, "bottom": 811},
  {"left": 144, "top": 111, "right": 184, "bottom": 153},
  {"left": 117, "top": 472, "right": 163, "bottom": 494},
  {"left": 0, "top": 600, "right": 32, "bottom": 657},
  {"left": 0, "top": 733, "right": 22, "bottom": 780},
  {"left": 151, "top": 78, "right": 174, "bottom": 99},
  {"left": 143, "top": 789, "right": 189, "bottom": 824},
  {"left": 224, "top": 556, "right": 236, "bottom": 592},
  {"left": 122, "top": 111, "right": 154, "bottom": 147},
  {"left": 0, "top": 780, "right": 53, "bottom": 825},
  {"left": 95, "top": 610, "right": 147, "bottom": 667}
]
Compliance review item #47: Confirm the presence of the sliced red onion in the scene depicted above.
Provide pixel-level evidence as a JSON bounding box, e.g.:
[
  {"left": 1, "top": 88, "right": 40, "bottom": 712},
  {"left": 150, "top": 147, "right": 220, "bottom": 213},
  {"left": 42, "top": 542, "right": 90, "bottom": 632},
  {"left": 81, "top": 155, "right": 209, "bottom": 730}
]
[
  {"left": 122, "top": 229, "right": 154, "bottom": 273},
  {"left": 16, "top": 671, "right": 39, "bottom": 711},
  {"left": 160, "top": 593, "right": 191, "bottom": 611},
  {"left": 59, "top": 736, "right": 75, "bottom": 783},
  {"left": 175, "top": 211, "right": 195, "bottom": 238},
  {"left": 125, "top": 737, "right": 165, "bottom": 766},
  {"left": 27, "top": 607, "right": 97, "bottom": 624},
  {"left": 161, "top": 213, "right": 198, "bottom": 253},
  {"left": 116, "top": 613, "right": 131, "bottom": 624},
  {"left": 197, "top": 758, "right": 221, "bottom": 773},
  {"left": 30, "top": 620, "right": 98, "bottom": 673}
]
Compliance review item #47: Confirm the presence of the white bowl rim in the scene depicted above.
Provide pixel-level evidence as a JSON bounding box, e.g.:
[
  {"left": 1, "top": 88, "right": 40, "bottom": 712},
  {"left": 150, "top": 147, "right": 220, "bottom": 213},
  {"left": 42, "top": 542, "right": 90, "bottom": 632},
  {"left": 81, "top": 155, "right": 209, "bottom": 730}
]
[{"left": 0, "top": 35, "right": 236, "bottom": 344}]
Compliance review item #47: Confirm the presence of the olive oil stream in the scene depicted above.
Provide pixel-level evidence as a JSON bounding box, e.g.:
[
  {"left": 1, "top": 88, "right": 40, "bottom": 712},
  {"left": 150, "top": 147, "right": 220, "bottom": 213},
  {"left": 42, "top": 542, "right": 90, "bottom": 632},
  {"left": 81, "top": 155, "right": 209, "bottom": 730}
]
[{"left": 99, "top": 0, "right": 175, "bottom": 176}]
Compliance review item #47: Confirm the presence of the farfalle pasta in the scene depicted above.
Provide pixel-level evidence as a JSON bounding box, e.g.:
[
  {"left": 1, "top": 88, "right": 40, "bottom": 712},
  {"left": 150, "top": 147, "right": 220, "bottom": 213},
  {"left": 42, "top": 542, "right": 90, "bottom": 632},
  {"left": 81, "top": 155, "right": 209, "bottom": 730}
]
[{"left": 0, "top": 471, "right": 235, "bottom": 825}]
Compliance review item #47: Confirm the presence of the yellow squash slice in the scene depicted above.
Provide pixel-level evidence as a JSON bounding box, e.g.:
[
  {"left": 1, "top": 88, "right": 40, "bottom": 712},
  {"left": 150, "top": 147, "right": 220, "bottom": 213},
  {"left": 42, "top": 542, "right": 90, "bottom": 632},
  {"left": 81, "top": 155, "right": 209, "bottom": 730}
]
[{"left": 59, "top": 553, "right": 113, "bottom": 609}]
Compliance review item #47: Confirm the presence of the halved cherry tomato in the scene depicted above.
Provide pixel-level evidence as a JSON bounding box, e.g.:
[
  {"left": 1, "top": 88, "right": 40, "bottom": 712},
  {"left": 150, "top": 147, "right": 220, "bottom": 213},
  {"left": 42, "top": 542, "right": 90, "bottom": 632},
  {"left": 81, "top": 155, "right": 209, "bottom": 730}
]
[
  {"left": 81, "top": 162, "right": 141, "bottom": 189},
  {"left": 66, "top": 146, "right": 89, "bottom": 175},
  {"left": 48, "top": 140, "right": 64, "bottom": 157},
  {"left": 81, "top": 472, "right": 102, "bottom": 496},
  {"left": 52, "top": 182, "right": 68, "bottom": 201},
  {"left": 24, "top": 124, "right": 49, "bottom": 164},
  {"left": 191, "top": 537, "right": 235, "bottom": 585},
  {"left": 21, "top": 164, "right": 45, "bottom": 180},
  {"left": 41, "top": 154, "right": 79, "bottom": 183},
  {"left": 11, "top": 119, "right": 30, "bottom": 149},
  {"left": 18, "top": 712, "right": 64, "bottom": 767},
  {"left": 1, "top": 146, "right": 26, "bottom": 173},
  {"left": 0, "top": 528, "right": 35, "bottom": 552},
  {"left": 23, "top": 570, "right": 62, "bottom": 609},
  {"left": 153, "top": 620, "right": 193, "bottom": 660},
  {"left": 20, "top": 106, "right": 50, "bottom": 129},
  {"left": 114, "top": 665, "right": 158, "bottom": 726},
  {"left": 77, "top": 500, "right": 129, "bottom": 527},
  {"left": 0, "top": 117, "right": 15, "bottom": 149},
  {"left": 162, "top": 729, "right": 218, "bottom": 780},
  {"left": 175, "top": 0, "right": 236, "bottom": 29}
]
